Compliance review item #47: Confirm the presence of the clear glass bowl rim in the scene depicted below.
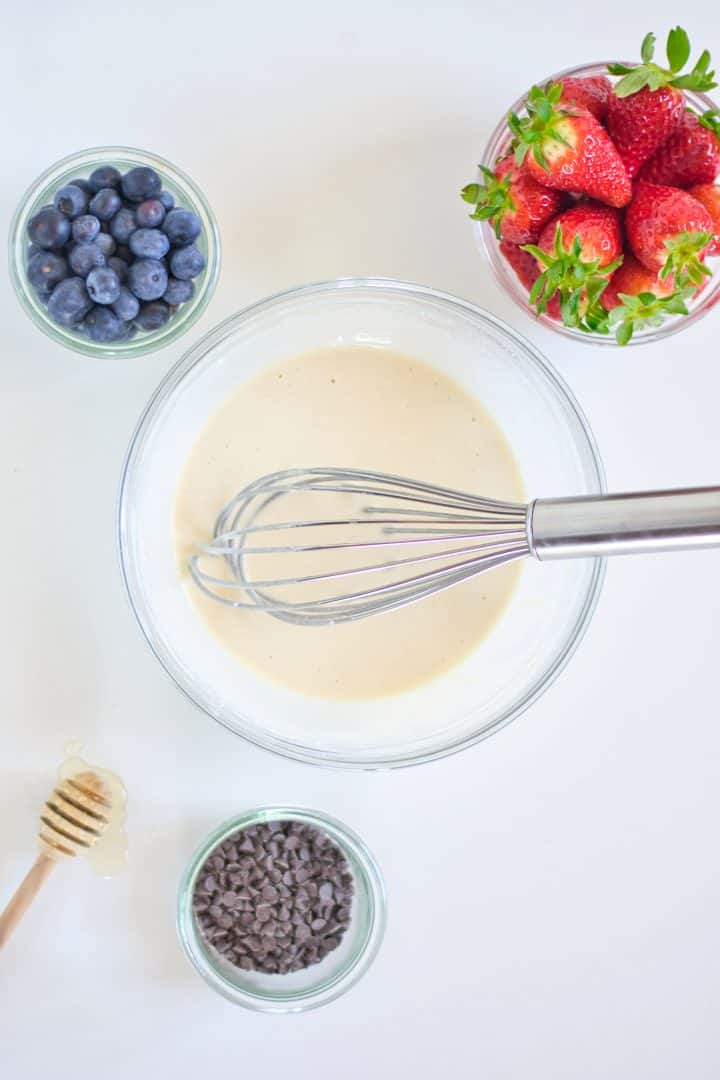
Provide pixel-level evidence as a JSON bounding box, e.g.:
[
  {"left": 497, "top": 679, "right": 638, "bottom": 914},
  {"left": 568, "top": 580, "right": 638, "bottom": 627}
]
[
  {"left": 479, "top": 61, "right": 720, "bottom": 346},
  {"left": 176, "top": 805, "right": 387, "bottom": 1012},
  {"left": 8, "top": 145, "right": 221, "bottom": 358},
  {"left": 117, "top": 276, "right": 607, "bottom": 769}
]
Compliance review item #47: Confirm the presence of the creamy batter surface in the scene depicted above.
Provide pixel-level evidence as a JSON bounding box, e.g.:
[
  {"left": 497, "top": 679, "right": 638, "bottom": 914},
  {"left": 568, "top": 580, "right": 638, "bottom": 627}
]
[{"left": 173, "top": 345, "right": 524, "bottom": 699}]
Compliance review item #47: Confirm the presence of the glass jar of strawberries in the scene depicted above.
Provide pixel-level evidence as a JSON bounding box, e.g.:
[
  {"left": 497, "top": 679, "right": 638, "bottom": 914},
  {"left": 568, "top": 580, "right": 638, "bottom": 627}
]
[{"left": 465, "top": 28, "right": 720, "bottom": 345}]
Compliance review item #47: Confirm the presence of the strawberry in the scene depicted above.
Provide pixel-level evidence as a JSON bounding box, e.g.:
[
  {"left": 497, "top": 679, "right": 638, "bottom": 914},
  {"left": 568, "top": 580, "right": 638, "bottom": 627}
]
[
  {"left": 460, "top": 156, "right": 565, "bottom": 244},
  {"left": 559, "top": 75, "right": 613, "bottom": 121},
  {"left": 601, "top": 254, "right": 676, "bottom": 310},
  {"left": 625, "top": 181, "right": 715, "bottom": 282},
  {"left": 601, "top": 255, "right": 696, "bottom": 344},
  {"left": 638, "top": 109, "right": 720, "bottom": 187},
  {"left": 606, "top": 28, "right": 717, "bottom": 179},
  {"left": 499, "top": 241, "right": 561, "bottom": 320},
  {"left": 522, "top": 202, "right": 623, "bottom": 330},
  {"left": 508, "top": 82, "right": 631, "bottom": 208},
  {"left": 687, "top": 183, "right": 720, "bottom": 253}
]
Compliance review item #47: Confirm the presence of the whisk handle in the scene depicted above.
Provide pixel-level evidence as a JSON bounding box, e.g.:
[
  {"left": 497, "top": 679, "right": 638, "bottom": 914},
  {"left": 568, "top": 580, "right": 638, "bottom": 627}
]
[{"left": 530, "top": 487, "right": 720, "bottom": 560}]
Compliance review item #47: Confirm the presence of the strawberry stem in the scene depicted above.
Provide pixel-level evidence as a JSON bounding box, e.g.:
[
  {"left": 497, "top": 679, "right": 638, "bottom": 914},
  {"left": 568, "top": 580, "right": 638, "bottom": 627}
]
[
  {"left": 660, "top": 231, "right": 714, "bottom": 285},
  {"left": 460, "top": 166, "right": 516, "bottom": 239},
  {"left": 507, "top": 83, "right": 571, "bottom": 173},
  {"left": 608, "top": 26, "right": 717, "bottom": 96},
  {"left": 609, "top": 283, "right": 694, "bottom": 345},
  {"left": 522, "top": 225, "right": 620, "bottom": 334}
]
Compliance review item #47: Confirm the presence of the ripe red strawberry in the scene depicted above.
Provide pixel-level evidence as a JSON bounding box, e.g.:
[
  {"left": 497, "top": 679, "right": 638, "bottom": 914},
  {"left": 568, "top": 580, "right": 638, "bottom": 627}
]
[
  {"left": 522, "top": 202, "right": 623, "bottom": 329},
  {"left": 499, "top": 241, "right": 561, "bottom": 320},
  {"left": 460, "top": 155, "right": 565, "bottom": 244},
  {"left": 508, "top": 83, "right": 631, "bottom": 208},
  {"left": 600, "top": 255, "right": 695, "bottom": 344},
  {"left": 559, "top": 75, "right": 613, "bottom": 121},
  {"left": 625, "top": 181, "right": 714, "bottom": 280},
  {"left": 638, "top": 109, "right": 720, "bottom": 187},
  {"left": 607, "top": 28, "right": 717, "bottom": 179},
  {"left": 601, "top": 254, "right": 676, "bottom": 309},
  {"left": 687, "top": 183, "right": 720, "bottom": 253}
]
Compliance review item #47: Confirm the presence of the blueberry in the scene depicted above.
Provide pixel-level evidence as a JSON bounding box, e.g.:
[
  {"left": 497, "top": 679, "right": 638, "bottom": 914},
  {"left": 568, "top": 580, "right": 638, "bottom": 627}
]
[
  {"left": 86, "top": 266, "right": 121, "bottom": 305},
  {"left": 69, "top": 242, "right": 106, "bottom": 277},
  {"left": 27, "top": 207, "right": 71, "bottom": 250},
  {"left": 94, "top": 232, "right": 116, "bottom": 256},
  {"left": 89, "top": 188, "right": 122, "bottom": 221},
  {"left": 107, "top": 255, "right": 128, "bottom": 283},
  {"left": 54, "top": 184, "right": 89, "bottom": 219},
  {"left": 121, "top": 166, "right": 161, "bottom": 202},
  {"left": 162, "top": 277, "right": 195, "bottom": 304},
  {"left": 68, "top": 177, "right": 93, "bottom": 194},
  {"left": 111, "top": 286, "right": 140, "bottom": 322},
  {"left": 72, "top": 214, "right": 101, "bottom": 244},
  {"left": 135, "top": 199, "right": 165, "bottom": 228},
  {"left": 88, "top": 166, "right": 122, "bottom": 192},
  {"left": 159, "top": 190, "right": 175, "bottom": 211},
  {"left": 47, "top": 277, "right": 92, "bottom": 326},
  {"left": 162, "top": 208, "right": 201, "bottom": 247},
  {"left": 27, "top": 251, "right": 68, "bottom": 297},
  {"left": 134, "top": 300, "right": 170, "bottom": 332},
  {"left": 129, "top": 228, "right": 170, "bottom": 259},
  {"left": 170, "top": 245, "right": 205, "bottom": 280},
  {"left": 128, "top": 258, "right": 168, "bottom": 301},
  {"left": 84, "top": 306, "right": 127, "bottom": 342},
  {"left": 110, "top": 207, "right": 136, "bottom": 243}
]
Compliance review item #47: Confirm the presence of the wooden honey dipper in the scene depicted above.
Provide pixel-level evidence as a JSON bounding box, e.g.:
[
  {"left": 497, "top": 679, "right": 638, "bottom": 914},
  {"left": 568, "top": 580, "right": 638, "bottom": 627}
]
[{"left": 0, "top": 771, "right": 112, "bottom": 949}]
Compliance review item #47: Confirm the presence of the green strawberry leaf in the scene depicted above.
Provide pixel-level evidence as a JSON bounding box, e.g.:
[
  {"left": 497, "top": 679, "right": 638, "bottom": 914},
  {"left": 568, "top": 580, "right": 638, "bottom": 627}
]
[
  {"left": 521, "top": 228, "right": 620, "bottom": 331},
  {"left": 660, "top": 230, "right": 713, "bottom": 283},
  {"left": 666, "top": 27, "right": 690, "bottom": 73},
  {"left": 609, "top": 279, "right": 695, "bottom": 344},
  {"left": 698, "top": 108, "right": 720, "bottom": 139},
  {"left": 610, "top": 27, "right": 717, "bottom": 97},
  {"left": 505, "top": 84, "right": 572, "bottom": 174},
  {"left": 460, "top": 167, "right": 517, "bottom": 239}
]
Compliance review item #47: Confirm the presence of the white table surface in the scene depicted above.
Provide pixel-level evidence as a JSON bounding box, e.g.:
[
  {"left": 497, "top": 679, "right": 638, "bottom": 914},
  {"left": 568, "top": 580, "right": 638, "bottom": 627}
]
[{"left": 2, "top": 2, "right": 719, "bottom": 1076}]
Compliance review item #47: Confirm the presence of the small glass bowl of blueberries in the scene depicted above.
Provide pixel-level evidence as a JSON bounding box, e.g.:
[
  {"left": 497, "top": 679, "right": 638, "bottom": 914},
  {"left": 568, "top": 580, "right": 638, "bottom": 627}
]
[{"left": 9, "top": 147, "right": 220, "bottom": 357}]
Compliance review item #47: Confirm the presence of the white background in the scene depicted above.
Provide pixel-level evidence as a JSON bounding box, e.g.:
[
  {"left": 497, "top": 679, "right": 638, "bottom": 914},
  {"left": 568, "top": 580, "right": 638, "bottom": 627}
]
[{"left": 2, "top": 2, "right": 719, "bottom": 1077}]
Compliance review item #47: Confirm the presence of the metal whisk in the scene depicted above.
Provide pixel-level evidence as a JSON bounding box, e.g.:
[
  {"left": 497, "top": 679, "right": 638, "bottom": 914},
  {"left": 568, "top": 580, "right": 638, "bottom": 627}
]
[{"left": 189, "top": 468, "right": 720, "bottom": 626}]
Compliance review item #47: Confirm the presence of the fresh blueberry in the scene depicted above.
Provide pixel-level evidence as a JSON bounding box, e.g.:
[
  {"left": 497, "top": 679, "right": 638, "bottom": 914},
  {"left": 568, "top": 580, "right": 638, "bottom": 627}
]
[
  {"left": 107, "top": 256, "right": 128, "bottom": 283},
  {"left": 135, "top": 199, "right": 166, "bottom": 228},
  {"left": 84, "top": 306, "right": 127, "bottom": 342},
  {"left": 69, "top": 242, "right": 107, "bottom": 277},
  {"left": 134, "top": 300, "right": 170, "bottom": 332},
  {"left": 110, "top": 207, "right": 136, "bottom": 243},
  {"left": 169, "top": 245, "right": 205, "bottom": 280},
  {"left": 27, "top": 207, "right": 71, "bottom": 250},
  {"left": 127, "top": 258, "right": 168, "bottom": 301},
  {"left": 159, "top": 190, "right": 174, "bottom": 211},
  {"left": 68, "top": 177, "right": 93, "bottom": 195},
  {"left": 47, "top": 277, "right": 92, "bottom": 326},
  {"left": 88, "top": 165, "right": 122, "bottom": 192},
  {"left": 94, "top": 232, "right": 116, "bottom": 256},
  {"left": 162, "top": 277, "right": 195, "bottom": 304},
  {"left": 129, "top": 228, "right": 170, "bottom": 260},
  {"left": 27, "top": 251, "right": 68, "bottom": 297},
  {"left": 72, "top": 214, "right": 101, "bottom": 244},
  {"left": 86, "top": 266, "right": 121, "bottom": 305},
  {"left": 89, "top": 188, "right": 122, "bottom": 221},
  {"left": 54, "top": 184, "right": 89, "bottom": 219},
  {"left": 115, "top": 244, "right": 132, "bottom": 263},
  {"left": 121, "top": 166, "right": 161, "bottom": 202},
  {"left": 111, "top": 286, "right": 140, "bottom": 322},
  {"left": 162, "top": 209, "right": 202, "bottom": 247}
]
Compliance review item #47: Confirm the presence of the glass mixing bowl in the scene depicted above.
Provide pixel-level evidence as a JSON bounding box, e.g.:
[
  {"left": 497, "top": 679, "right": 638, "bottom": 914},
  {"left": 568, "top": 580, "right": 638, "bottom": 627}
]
[
  {"left": 118, "top": 278, "right": 606, "bottom": 768},
  {"left": 9, "top": 146, "right": 220, "bottom": 358},
  {"left": 177, "top": 806, "right": 386, "bottom": 1012},
  {"left": 477, "top": 62, "right": 720, "bottom": 346}
]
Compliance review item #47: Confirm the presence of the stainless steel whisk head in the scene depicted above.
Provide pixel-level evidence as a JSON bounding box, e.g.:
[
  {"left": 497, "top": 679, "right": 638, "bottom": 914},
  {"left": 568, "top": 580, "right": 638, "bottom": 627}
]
[
  {"left": 189, "top": 468, "right": 720, "bottom": 626},
  {"left": 189, "top": 468, "right": 530, "bottom": 625}
]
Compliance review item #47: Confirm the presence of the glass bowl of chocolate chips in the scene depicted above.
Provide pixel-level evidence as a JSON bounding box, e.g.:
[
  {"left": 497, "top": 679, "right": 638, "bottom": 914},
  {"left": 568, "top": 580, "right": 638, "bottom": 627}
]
[{"left": 177, "top": 806, "right": 386, "bottom": 1012}]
